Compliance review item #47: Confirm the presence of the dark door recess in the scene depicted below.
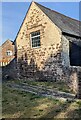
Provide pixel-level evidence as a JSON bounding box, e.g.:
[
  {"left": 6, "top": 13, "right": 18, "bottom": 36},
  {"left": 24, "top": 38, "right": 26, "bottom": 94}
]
[{"left": 69, "top": 41, "right": 81, "bottom": 66}]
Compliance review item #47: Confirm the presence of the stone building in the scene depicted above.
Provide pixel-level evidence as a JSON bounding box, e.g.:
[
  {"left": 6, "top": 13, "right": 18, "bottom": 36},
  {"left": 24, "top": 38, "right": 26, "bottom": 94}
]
[
  {"left": 0, "top": 39, "right": 15, "bottom": 67},
  {"left": 15, "top": 2, "right": 81, "bottom": 96}
]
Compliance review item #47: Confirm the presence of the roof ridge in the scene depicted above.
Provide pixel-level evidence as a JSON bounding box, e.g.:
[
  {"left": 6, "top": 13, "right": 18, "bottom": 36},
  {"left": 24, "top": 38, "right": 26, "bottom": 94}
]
[
  {"left": 1, "top": 39, "right": 13, "bottom": 46},
  {"left": 35, "top": 2, "right": 80, "bottom": 22}
]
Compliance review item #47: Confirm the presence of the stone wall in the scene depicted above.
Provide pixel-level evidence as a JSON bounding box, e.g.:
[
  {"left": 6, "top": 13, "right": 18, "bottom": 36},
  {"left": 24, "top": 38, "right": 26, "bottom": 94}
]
[
  {"left": 64, "top": 35, "right": 81, "bottom": 46},
  {"left": 16, "top": 2, "right": 62, "bottom": 80},
  {"left": 67, "top": 66, "right": 81, "bottom": 98},
  {"left": 2, "top": 58, "right": 17, "bottom": 80},
  {"left": 61, "top": 36, "right": 70, "bottom": 67},
  {"left": 17, "top": 44, "right": 62, "bottom": 81},
  {"left": 62, "top": 35, "right": 81, "bottom": 97}
]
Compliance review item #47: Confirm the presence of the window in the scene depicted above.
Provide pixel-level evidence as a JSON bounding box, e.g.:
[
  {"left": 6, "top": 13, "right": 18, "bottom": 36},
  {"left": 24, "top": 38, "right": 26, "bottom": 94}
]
[
  {"left": 30, "top": 31, "right": 41, "bottom": 48},
  {"left": 69, "top": 41, "right": 81, "bottom": 66},
  {"left": 6, "top": 50, "right": 12, "bottom": 56}
]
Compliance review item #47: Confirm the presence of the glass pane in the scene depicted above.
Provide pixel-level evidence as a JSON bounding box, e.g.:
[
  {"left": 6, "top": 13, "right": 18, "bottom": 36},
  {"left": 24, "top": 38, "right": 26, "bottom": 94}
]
[
  {"left": 31, "top": 31, "right": 40, "bottom": 47},
  {"left": 31, "top": 31, "right": 40, "bottom": 37}
]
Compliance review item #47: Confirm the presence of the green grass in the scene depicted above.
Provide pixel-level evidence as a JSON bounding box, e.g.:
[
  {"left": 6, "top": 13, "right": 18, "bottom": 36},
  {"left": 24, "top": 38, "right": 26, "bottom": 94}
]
[
  {"left": 10, "top": 79, "right": 74, "bottom": 94},
  {"left": 2, "top": 80, "right": 81, "bottom": 119}
]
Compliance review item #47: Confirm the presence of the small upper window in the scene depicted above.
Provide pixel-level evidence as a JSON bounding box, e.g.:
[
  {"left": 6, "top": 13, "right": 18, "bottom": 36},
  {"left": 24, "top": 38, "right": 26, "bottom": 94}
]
[
  {"left": 30, "top": 31, "right": 41, "bottom": 48},
  {"left": 6, "top": 50, "right": 12, "bottom": 56}
]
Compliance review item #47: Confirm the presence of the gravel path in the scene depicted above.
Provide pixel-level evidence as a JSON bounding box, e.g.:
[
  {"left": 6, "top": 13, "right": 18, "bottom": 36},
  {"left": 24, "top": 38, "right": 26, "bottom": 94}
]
[{"left": 7, "top": 82, "right": 75, "bottom": 101}]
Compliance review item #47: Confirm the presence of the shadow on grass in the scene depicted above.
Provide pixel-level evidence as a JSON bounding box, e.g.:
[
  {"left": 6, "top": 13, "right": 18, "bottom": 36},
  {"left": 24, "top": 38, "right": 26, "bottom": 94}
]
[
  {"left": 2, "top": 83, "right": 80, "bottom": 119},
  {"left": 66, "top": 108, "right": 81, "bottom": 119},
  {"left": 39, "top": 100, "right": 80, "bottom": 119}
]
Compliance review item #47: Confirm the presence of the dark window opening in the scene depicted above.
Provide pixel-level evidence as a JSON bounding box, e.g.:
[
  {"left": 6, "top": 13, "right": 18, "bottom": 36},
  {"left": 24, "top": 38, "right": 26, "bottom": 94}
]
[
  {"left": 6, "top": 50, "right": 12, "bottom": 56},
  {"left": 69, "top": 41, "right": 81, "bottom": 66}
]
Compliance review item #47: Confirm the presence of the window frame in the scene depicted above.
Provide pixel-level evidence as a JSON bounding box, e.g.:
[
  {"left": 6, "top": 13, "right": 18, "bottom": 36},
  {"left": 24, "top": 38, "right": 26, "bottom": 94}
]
[
  {"left": 6, "top": 50, "right": 12, "bottom": 56},
  {"left": 30, "top": 31, "right": 41, "bottom": 48}
]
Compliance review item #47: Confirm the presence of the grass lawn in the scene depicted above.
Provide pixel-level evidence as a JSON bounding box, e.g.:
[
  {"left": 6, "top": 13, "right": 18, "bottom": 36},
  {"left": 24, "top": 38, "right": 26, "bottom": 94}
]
[
  {"left": 7, "top": 79, "right": 74, "bottom": 94},
  {"left": 2, "top": 80, "right": 81, "bottom": 119}
]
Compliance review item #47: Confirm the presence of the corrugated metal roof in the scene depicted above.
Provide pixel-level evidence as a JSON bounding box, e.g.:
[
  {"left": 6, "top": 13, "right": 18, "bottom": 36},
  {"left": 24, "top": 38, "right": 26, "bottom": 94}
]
[{"left": 35, "top": 2, "right": 81, "bottom": 37}]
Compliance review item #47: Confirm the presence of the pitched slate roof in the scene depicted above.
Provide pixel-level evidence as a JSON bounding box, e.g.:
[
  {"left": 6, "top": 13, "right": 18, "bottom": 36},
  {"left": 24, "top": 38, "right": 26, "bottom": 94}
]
[{"left": 35, "top": 2, "right": 81, "bottom": 37}]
